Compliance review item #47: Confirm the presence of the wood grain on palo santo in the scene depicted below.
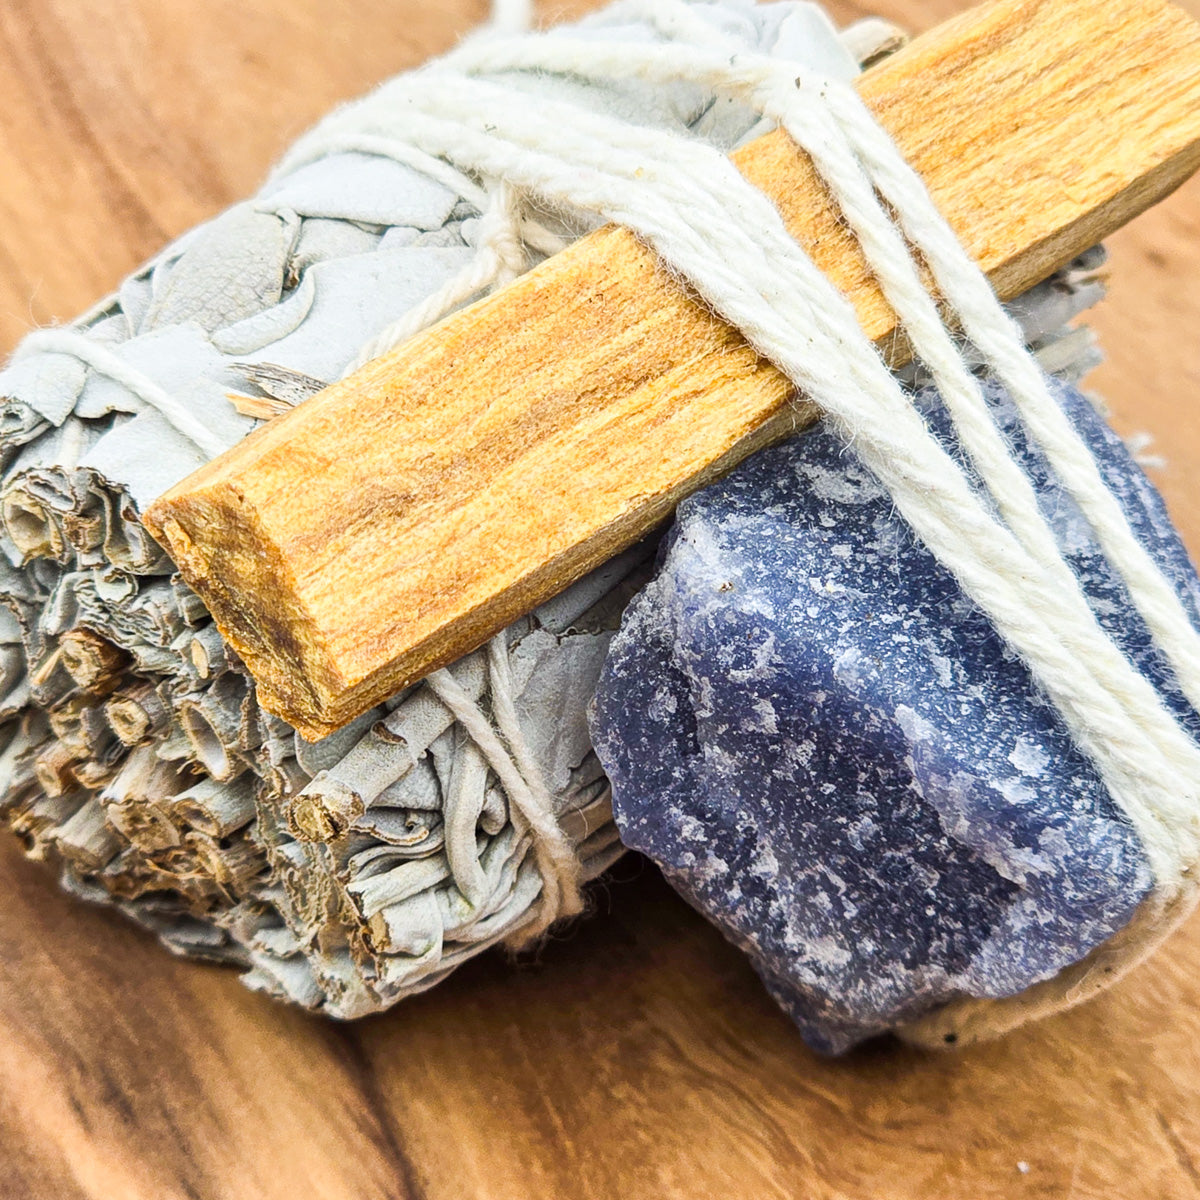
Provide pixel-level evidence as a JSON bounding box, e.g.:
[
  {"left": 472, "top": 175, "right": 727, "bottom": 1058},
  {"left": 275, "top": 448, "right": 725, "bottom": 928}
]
[{"left": 144, "top": 0, "right": 1200, "bottom": 740}]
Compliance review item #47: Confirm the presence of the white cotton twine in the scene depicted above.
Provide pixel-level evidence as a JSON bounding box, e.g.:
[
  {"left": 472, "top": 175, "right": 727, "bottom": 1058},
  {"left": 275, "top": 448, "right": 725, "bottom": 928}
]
[{"left": 28, "top": 0, "right": 1200, "bottom": 945}]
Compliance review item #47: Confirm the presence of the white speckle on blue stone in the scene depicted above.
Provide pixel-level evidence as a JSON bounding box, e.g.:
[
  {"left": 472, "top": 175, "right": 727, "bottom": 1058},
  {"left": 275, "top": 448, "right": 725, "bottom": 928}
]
[
  {"left": 1009, "top": 739, "right": 1050, "bottom": 776},
  {"left": 590, "top": 376, "right": 1200, "bottom": 1054}
]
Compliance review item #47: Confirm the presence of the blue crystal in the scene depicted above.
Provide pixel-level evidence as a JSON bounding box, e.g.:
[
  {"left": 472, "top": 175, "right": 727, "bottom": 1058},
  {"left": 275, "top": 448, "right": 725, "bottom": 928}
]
[{"left": 589, "top": 377, "right": 1200, "bottom": 1053}]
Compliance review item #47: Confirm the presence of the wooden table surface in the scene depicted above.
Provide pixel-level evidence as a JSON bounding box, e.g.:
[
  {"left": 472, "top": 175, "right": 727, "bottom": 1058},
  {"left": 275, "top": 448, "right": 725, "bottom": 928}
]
[{"left": 0, "top": 1, "right": 1198, "bottom": 1197}]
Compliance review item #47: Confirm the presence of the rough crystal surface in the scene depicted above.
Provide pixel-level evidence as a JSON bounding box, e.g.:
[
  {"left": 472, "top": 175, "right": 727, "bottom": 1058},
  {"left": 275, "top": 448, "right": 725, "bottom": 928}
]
[{"left": 590, "top": 378, "right": 1200, "bottom": 1052}]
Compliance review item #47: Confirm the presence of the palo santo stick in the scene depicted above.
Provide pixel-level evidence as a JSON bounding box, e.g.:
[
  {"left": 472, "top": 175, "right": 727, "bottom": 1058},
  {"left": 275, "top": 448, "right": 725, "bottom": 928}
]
[{"left": 145, "top": 0, "right": 1200, "bottom": 739}]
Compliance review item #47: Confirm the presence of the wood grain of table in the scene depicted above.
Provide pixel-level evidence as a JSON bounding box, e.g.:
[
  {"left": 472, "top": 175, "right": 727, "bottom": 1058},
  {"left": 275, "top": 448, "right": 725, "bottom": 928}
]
[{"left": 0, "top": 1, "right": 1197, "bottom": 1197}]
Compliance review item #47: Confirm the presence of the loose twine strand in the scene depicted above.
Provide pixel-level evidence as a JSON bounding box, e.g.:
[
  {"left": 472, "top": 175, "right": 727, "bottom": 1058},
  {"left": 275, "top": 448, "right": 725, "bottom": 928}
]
[
  {"left": 426, "top": 641, "right": 584, "bottom": 943},
  {"left": 21, "top": 1, "right": 1200, "bottom": 938},
  {"left": 12, "top": 328, "right": 229, "bottom": 461}
]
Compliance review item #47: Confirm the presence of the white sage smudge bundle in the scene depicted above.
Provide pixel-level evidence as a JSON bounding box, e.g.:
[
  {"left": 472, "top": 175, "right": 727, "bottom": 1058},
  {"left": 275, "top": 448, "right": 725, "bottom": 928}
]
[{"left": 0, "top": 0, "right": 1106, "bottom": 1017}]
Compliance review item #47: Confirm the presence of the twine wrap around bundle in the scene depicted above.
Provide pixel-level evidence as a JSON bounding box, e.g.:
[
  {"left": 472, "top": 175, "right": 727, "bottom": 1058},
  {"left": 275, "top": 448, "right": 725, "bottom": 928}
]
[
  {"left": 0, "top": 0, "right": 865, "bottom": 1016},
  {"left": 0, "top": 0, "right": 1195, "bottom": 1041}
]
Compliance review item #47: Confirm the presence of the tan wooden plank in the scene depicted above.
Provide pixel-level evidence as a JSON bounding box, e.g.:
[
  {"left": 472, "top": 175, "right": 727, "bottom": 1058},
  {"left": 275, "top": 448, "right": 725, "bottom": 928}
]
[{"left": 145, "top": 0, "right": 1200, "bottom": 740}]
